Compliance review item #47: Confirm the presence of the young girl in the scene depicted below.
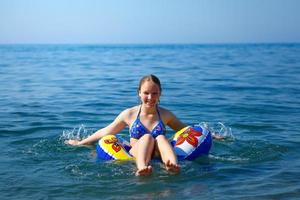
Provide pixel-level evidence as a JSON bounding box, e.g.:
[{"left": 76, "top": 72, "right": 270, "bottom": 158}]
[{"left": 66, "top": 74, "right": 186, "bottom": 176}]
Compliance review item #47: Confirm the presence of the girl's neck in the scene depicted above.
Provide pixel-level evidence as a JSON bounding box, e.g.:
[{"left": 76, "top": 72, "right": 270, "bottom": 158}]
[{"left": 140, "top": 104, "right": 157, "bottom": 115}]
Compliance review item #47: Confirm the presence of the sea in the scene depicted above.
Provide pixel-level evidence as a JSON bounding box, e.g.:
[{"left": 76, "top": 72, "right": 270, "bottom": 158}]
[{"left": 0, "top": 44, "right": 299, "bottom": 200}]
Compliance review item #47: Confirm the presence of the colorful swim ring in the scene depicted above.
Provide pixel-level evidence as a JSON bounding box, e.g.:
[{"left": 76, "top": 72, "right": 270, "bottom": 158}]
[{"left": 96, "top": 125, "right": 212, "bottom": 161}]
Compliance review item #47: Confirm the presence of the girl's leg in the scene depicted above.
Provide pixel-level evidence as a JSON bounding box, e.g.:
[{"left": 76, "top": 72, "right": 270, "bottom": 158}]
[
  {"left": 155, "top": 135, "right": 180, "bottom": 173},
  {"left": 129, "top": 134, "right": 154, "bottom": 176}
]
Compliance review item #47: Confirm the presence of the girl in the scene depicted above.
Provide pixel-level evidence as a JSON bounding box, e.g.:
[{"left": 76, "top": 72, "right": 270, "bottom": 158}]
[{"left": 66, "top": 74, "right": 186, "bottom": 176}]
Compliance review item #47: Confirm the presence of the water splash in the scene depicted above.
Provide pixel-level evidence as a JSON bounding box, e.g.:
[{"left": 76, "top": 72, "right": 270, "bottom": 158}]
[
  {"left": 196, "top": 122, "right": 235, "bottom": 139},
  {"left": 60, "top": 124, "right": 92, "bottom": 141}
]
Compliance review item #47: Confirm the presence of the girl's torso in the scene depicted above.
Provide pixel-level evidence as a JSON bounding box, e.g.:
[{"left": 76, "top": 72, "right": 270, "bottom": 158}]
[{"left": 128, "top": 105, "right": 166, "bottom": 143}]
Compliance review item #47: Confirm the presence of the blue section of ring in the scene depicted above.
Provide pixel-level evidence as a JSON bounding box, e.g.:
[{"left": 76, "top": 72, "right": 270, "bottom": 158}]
[
  {"left": 185, "top": 131, "right": 212, "bottom": 160},
  {"left": 96, "top": 144, "right": 114, "bottom": 160}
]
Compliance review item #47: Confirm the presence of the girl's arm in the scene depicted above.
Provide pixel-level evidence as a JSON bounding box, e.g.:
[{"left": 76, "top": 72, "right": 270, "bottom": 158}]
[{"left": 165, "top": 110, "right": 187, "bottom": 132}]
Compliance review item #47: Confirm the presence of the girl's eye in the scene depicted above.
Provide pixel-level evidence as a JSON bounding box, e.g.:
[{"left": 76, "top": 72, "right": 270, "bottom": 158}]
[{"left": 143, "top": 91, "right": 159, "bottom": 96}]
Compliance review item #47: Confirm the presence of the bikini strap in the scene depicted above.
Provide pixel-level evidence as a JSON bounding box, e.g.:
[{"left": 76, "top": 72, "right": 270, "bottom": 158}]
[
  {"left": 156, "top": 106, "right": 162, "bottom": 120},
  {"left": 156, "top": 106, "right": 166, "bottom": 129},
  {"left": 136, "top": 105, "right": 142, "bottom": 119}
]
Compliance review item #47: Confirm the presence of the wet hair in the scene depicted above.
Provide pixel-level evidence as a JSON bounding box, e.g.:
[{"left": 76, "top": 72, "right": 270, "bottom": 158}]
[{"left": 138, "top": 74, "right": 162, "bottom": 93}]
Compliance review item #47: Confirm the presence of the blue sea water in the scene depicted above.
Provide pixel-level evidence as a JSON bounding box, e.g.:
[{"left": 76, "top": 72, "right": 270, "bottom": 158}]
[{"left": 0, "top": 44, "right": 300, "bottom": 200}]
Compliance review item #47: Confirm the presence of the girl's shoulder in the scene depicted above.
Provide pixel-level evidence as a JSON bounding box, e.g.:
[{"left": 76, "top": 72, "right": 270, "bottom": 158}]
[
  {"left": 158, "top": 106, "right": 186, "bottom": 131},
  {"left": 120, "top": 105, "right": 139, "bottom": 118},
  {"left": 157, "top": 106, "right": 176, "bottom": 119}
]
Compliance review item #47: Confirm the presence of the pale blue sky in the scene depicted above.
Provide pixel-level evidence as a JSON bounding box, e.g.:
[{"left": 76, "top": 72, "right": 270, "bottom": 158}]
[{"left": 1, "top": 0, "right": 300, "bottom": 44}]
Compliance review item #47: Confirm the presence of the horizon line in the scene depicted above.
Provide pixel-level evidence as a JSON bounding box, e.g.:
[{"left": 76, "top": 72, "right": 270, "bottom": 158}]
[{"left": 1, "top": 42, "right": 300, "bottom": 46}]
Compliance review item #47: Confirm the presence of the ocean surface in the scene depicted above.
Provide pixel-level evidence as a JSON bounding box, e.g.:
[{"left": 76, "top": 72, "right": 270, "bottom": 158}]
[{"left": 1, "top": 44, "right": 300, "bottom": 200}]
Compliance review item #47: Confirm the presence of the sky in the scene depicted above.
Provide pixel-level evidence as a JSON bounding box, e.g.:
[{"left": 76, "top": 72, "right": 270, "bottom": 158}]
[{"left": 1, "top": 0, "right": 300, "bottom": 44}]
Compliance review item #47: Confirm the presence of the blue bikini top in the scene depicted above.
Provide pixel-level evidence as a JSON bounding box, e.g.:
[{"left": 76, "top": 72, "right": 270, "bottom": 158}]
[{"left": 129, "top": 106, "right": 166, "bottom": 139}]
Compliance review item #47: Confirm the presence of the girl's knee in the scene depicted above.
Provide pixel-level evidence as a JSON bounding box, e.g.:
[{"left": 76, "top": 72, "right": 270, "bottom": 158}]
[
  {"left": 155, "top": 134, "right": 168, "bottom": 142},
  {"left": 140, "top": 134, "right": 155, "bottom": 143},
  {"left": 140, "top": 134, "right": 154, "bottom": 140}
]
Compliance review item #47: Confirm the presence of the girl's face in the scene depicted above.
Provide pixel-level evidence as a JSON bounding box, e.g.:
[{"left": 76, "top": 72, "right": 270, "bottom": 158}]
[{"left": 139, "top": 80, "right": 161, "bottom": 108}]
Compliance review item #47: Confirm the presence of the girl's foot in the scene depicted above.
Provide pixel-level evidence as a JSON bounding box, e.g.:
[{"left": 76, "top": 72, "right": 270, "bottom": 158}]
[
  {"left": 165, "top": 160, "right": 180, "bottom": 173},
  {"left": 135, "top": 166, "right": 152, "bottom": 176}
]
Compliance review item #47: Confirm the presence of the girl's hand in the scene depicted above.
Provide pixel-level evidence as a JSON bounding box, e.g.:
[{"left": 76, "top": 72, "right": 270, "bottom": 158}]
[
  {"left": 65, "top": 139, "right": 81, "bottom": 146},
  {"left": 212, "top": 133, "right": 225, "bottom": 140}
]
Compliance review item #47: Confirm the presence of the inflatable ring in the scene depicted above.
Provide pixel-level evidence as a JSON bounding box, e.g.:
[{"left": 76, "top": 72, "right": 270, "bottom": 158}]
[{"left": 96, "top": 125, "right": 212, "bottom": 161}]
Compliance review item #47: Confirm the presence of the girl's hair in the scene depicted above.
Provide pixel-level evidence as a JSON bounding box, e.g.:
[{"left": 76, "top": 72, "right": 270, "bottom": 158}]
[{"left": 138, "top": 74, "right": 162, "bottom": 93}]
